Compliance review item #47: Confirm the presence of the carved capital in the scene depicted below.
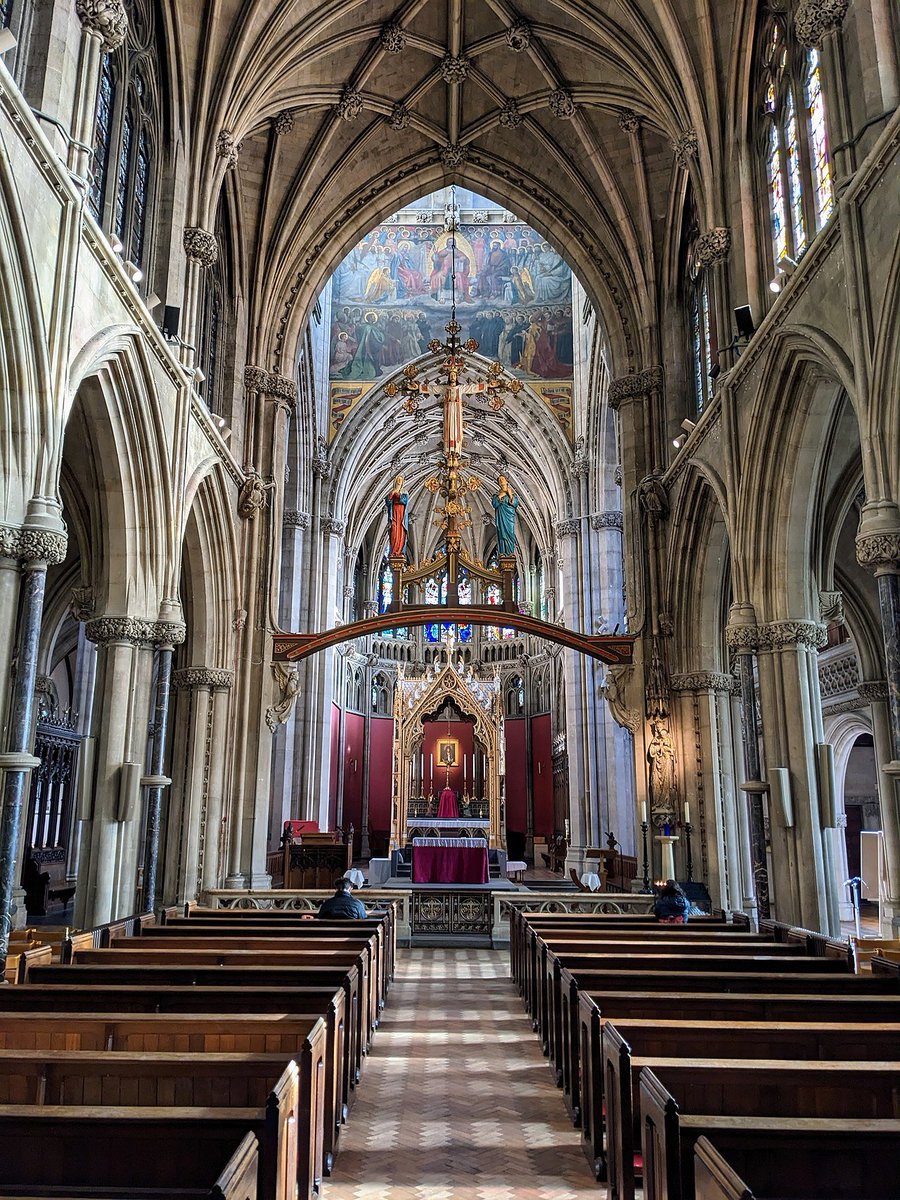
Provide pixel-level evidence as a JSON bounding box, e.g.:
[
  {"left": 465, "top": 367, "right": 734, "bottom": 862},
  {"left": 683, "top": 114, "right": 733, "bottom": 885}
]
[
  {"left": 795, "top": 0, "right": 848, "bottom": 46},
  {"left": 555, "top": 519, "right": 579, "bottom": 537},
  {"left": 757, "top": 619, "right": 827, "bottom": 650},
  {"left": 0, "top": 524, "right": 68, "bottom": 566},
  {"left": 591, "top": 511, "right": 623, "bottom": 531},
  {"left": 283, "top": 510, "right": 311, "bottom": 530},
  {"left": 608, "top": 366, "right": 663, "bottom": 409},
  {"left": 85, "top": 616, "right": 151, "bottom": 647},
  {"left": 440, "top": 54, "right": 471, "bottom": 83},
  {"left": 671, "top": 671, "right": 739, "bottom": 694},
  {"left": 183, "top": 227, "right": 218, "bottom": 268},
  {"left": 693, "top": 227, "right": 732, "bottom": 274},
  {"left": 172, "top": 667, "right": 234, "bottom": 690},
  {"left": 147, "top": 620, "right": 187, "bottom": 647},
  {"left": 498, "top": 99, "right": 523, "bottom": 128},
  {"left": 75, "top": 0, "right": 128, "bottom": 49},
  {"left": 267, "top": 372, "right": 297, "bottom": 403},
  {"left": 549, "top": 89, "right": 577, "bottom": 119},
  {"left": 725, "top": 623, "right": 759, "bottom": 653},
  {"left": 322, "top": 518, "right": 345, "bottom": 537},
  {"left": 274, "top": 109, "right": 295, "bottom": 135},
  {"left": 380, "top": 21, "right": 407, "bottom": 52},
  {"left": 243, "top": 365, "right": 268, "bottom": 393},
  {"left": 855, "top": 530, "right": 900, "bottom": 573},
  {"left": 618, "top": 109, "right": 641, "bottom": 134},
  {"left": 673, "top": 129, "right": 699, "bottom": 168}
]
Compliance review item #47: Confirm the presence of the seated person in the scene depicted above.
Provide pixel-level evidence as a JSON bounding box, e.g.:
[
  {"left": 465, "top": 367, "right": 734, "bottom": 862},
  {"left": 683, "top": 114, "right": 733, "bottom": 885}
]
[
  {"left": 652, "top": 878, "right": 690, "bottom": 924},
  {"left": 316, "top": 877, "right": 368, "bottom": 920}
]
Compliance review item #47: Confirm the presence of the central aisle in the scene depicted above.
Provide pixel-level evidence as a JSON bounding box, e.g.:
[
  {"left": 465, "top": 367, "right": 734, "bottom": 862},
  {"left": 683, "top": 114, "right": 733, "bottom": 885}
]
[{"left": 324, "top": 947, "right": 600, "bottom": 1199}]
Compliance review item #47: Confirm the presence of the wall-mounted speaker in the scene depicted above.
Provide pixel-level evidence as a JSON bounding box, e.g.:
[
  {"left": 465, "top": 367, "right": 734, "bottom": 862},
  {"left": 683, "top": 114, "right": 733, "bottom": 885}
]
[{"left": 162, "top": 305, "right": 180, "bottom": 340}]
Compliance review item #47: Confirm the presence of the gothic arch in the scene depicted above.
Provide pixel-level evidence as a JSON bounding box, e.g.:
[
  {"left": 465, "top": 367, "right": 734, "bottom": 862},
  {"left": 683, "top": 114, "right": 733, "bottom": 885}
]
[{"left": 180, "top": 467, "right": 240, "bottom": 670}]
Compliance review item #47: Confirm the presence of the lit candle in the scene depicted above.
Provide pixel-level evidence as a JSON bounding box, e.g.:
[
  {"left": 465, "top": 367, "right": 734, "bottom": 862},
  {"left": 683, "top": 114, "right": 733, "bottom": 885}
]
[
  {"left": 684, "top": 801, "right": 691, "bottom": 825},
  {"left": 641, "top": 801, "right": 647, "bottom": 824}
]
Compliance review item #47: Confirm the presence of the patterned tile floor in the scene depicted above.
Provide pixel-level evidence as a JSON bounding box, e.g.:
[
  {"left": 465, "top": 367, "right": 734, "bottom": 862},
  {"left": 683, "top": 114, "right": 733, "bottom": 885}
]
[{"left": 324, "top": 948, "right": 602, "bottom": 1199}]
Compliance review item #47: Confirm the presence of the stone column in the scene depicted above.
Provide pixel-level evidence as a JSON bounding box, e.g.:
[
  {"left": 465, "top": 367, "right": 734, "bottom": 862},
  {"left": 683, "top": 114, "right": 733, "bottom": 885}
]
[
  {"left": 671, "top": 672, "right": 743, "bottom": 912},
  {"left": 692, "top": 228, "right": 733, "bottom": 370},
  {"left": 0, "top": 553, "right": 22, "bottom": 739},
  {"left": 726, "top": 609, "right": 770, "bottom": 920},
  {"left": 755, "top": 619, "right": 837, "bottom": 934},
  {"left": 70, "top": 1, "right": 128, "bottom": 183},
  {"left": 856, "top": 519, "right": 900, "bottom": 933},
  {"left": 140, "top": 621, "right": 184, "bottom": 912},
  {"left": 202, "top": 680, "right": 233, "bottom": 893},
  {"left": 169, "top": 667, "right": 233, "bottom": 903},
  {"left": 75, "top": 617, "right": 155, "bottom": 928}
]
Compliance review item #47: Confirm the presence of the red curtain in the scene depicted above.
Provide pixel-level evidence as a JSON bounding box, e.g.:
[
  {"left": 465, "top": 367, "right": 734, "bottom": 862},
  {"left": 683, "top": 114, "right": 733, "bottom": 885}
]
[
  {"left": 531, "top": 713, "right": 554, "bottom": 838},
  {"left": 504, "top": 719, "right": 527, "bottom": 834},
  {"left": 368, "top": 717, "right": 394, "bottom": 837},
  {"left": 328, "top": 703, "right": 341, "bottom": 831},
  {"left": 420, "top": 720, "right": 474, "bottom": 795},
  {"left": 343, "top": 712, "right": 365, "bottom": 850}
]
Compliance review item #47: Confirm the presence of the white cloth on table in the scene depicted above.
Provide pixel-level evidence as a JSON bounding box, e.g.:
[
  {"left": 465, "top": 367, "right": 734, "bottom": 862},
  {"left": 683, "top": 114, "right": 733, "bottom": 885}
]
[
  {"left": 343, "top": 868, "right": 365, "bottom": 888},
  {"left": 412, "top": 837, "right": 486, "bottom": 849},
  {"left": 580, "top": 872, "right": 602, "bottom": 892},
  {"left": 506, "top": 860, "right": 527, "bottom": 875}
]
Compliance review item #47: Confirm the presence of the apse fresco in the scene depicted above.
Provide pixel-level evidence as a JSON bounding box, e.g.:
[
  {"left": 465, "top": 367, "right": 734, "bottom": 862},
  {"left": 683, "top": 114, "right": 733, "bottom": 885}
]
[{"left": 326, "top": 191, "right": 574, "bottom": 440}]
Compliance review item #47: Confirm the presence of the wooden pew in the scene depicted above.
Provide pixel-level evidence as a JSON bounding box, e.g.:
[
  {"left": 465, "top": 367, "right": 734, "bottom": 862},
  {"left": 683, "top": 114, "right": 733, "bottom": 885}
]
[
  {"left": 0, "top": 982, "right": 360, "bottom": 1124},
  {"left": 0, "top": 1065, "right": 300, "bottom": 1200},
  {"left": 0, "top": 1046, "right": 326, "bottom": 1199},
  {"left": 692, "top": 1128, "right": 900, "bottom": 1200},
  {"left": 24, "top": 962, "right": 367, "bottom": 1090},
  {"left": 544, "top": 951, "right": 861, "bottom": 1089},
  {"left": 71, "top": 941, "right": 381, "bottom": 1053},
  {"left": 604, "top": 1035, "right": 900, "bottom": 1200},
  {"left": 578, "top": 1015, "right": 900, "bottom": 1182},
  {"left": 640, "top": 1068, "right": 900, "bottom": 1200},
  {"left": 0, "top": 1008, "right": 346, "bottom": 1172}
]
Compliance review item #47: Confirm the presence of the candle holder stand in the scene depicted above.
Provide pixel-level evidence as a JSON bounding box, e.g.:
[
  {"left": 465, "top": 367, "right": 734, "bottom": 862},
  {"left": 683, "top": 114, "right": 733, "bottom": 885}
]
[
  {"left": 640, "top": 821, "right": 652, "bottom": 893},
  {"left": 684, "top": 821, "right": 694, "bottom": 882}
]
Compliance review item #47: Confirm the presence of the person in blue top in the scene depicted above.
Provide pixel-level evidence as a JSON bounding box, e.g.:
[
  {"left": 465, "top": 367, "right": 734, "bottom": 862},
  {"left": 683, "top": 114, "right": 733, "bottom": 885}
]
[
  {"left": 316, "top": 877, "right": 368, "bottom": 920},
  {"left": 652, "top": 879, "right": 690, "bottom": 924}
]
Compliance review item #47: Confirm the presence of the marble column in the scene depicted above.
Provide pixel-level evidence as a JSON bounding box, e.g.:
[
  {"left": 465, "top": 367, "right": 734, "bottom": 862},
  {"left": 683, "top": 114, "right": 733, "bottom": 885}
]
[
  {"left": 0, "top": 562, "right": 47, "bottom": 961},
  {"left": 141, "top": 627, "right": 182, "bottom": 912}
]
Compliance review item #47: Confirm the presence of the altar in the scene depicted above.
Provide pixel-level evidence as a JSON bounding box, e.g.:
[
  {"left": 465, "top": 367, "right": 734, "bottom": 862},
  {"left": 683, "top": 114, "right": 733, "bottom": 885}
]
[{"left": 411, "top": 837, "right": 490, "bottom": 884}]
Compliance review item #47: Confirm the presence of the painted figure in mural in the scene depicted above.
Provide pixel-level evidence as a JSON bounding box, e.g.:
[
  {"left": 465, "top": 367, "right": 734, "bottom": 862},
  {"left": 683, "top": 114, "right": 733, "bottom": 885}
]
[
  {"left": 386, "top": 475, "right": 410, "bottom": 557},
  {"left": 492, "top": 475, "right": 519, "bottom": 557},
  {"left": 429, "top": 244, "right": 455, "bottom": 300},
  {"left": 363, "top": 265, "right": 396, "bottom": 304},
  {"left": 338, "top": 311, "right": 384, "bottom": 380},
  {"left": 479, "top": 240, "right": 512, "bottom": 299}
]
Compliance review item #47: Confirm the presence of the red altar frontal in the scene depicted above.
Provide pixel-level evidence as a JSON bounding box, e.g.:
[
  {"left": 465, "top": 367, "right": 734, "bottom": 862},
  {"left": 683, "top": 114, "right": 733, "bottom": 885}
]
[{"left": 411, "top": 837, "right": 490, "bottom": 884}]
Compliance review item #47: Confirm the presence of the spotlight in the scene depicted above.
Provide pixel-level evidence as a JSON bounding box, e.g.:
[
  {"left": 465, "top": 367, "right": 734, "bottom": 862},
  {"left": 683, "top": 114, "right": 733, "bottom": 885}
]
[
  {"left": 145, "top": 291, "right": 162, "bottom": 311},
  {"left": 680, "top": 418, "right": 696, "bottom": 434},
  {"left": 769, "top": 276, "right": 782, "bottom": 294},
  {"left": 111, "top": 236, "right": 124, "bottom": 254},
  {"left": 216, "top": 415, "right": 227, "bottom": 428},
  {"left": 672, "top": 435, "right": 685, "bottom": 450},
  {"left": 124, "top": 260, "right": 143, "bottom": 283},
  {"left": 778, "top": 254, "right": 799, "bottom": 274},
  {"left": 0, "top": 29, "right": 17, "bottom": 53},
  {"left": 192, "top": 366, "right": 206, "bottom": 384}
]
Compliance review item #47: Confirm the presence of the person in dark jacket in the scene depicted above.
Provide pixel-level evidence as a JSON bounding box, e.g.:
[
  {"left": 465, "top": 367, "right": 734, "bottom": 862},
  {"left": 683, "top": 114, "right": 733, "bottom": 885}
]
[
  {"left": 316, "top": 877, "right": 368, "bottom": 920},
  {"left": 653, "top": 879, "right": 690, "bottom": 924}
]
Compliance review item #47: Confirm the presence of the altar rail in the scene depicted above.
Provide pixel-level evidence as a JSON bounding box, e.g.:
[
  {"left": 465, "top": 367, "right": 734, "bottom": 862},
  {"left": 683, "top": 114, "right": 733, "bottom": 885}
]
[{"left": 201, "top": 889, "right": 663, "bottom": 945}]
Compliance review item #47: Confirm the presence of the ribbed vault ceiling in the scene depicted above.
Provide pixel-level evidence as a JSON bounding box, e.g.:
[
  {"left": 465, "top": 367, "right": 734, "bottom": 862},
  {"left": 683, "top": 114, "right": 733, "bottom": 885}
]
[{"left": 178, "top": 0, "right": 734, "bottom": 374}]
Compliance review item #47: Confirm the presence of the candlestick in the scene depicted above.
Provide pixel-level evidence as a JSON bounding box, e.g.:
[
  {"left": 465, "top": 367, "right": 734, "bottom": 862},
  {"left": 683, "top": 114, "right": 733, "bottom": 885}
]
[
  {"left": 684, "top": 800, "right": 690, "bottom": 825},
  {"left": 640, "top": 821, "right": 652, "bottom": 893},
  {"left": 641, "top": 800, "right": 647, "bottom": 824}
]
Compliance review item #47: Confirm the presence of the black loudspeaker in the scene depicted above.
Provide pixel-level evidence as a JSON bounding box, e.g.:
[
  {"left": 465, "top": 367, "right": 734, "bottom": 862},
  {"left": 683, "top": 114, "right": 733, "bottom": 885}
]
[
  {"left": 734, "top": 305, "right": 755, "bottom": 340},
  {"left": 162, "top": 305, "right": 180, "bottom": 340}
]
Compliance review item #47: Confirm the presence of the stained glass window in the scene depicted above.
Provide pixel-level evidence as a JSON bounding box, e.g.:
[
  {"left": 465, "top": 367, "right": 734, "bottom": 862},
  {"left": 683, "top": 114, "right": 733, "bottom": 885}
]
[
  {"left": 806, "top": 49, "right": 834, "bottom": 228},
  {"left": 379, "top": 559, "right": 393, "bottom": 613},
  {"left": 424, "top": 576, "right": 439, "bottom": 605},
  {"left": 89, "top": 56, "right": 114, "bottom": 220},
  {"left": 785, "top": 94, "right": 806, "bottom": 253},
  {"left": 114, "top": 109, "right": 133, "bottom": 243},
  {"left": 767, "top": 122, "right": 788, "bottom": 264},
  {"left": 130, "top": 129, "right": 150, "bottom": 266},
  {"left": 688, "top": 273, "right": 713, "bottom": 415},
  {"left": 457, "top": 570, "right": 471, "bottom": 605},
  {"left": 0, "top": 0, "right": 12, "bottom": 27}
]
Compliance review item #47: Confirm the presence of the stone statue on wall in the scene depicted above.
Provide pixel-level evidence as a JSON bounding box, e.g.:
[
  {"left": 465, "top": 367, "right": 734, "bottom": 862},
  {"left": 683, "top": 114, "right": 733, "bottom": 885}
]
[
  {"left": 265, "top": 661, "right": 301, "bottom": 732},
  {"left": 238, "top": 468, "right": 274, "bottom": 519},
  {"left": 647, "top": 718, "right": 677, "bottom": 816}
]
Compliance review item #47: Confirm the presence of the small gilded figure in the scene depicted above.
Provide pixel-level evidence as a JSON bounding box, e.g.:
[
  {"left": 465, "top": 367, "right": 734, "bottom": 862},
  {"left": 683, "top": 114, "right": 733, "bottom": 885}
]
[
  {"left": 492, "top": 474, "right": 519, "bottom": 556},
  {"left": 386, "top": 474, "right": 410, "bottom": 557}
]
